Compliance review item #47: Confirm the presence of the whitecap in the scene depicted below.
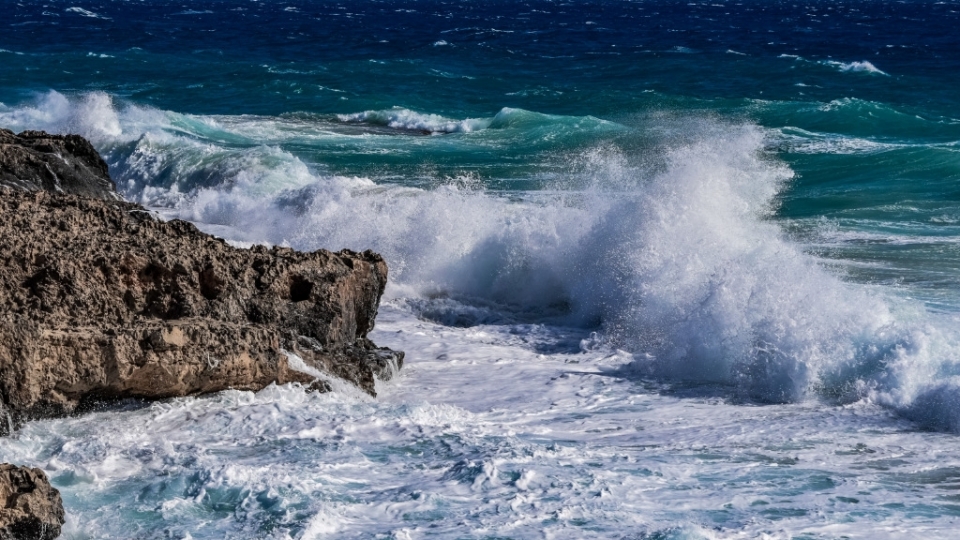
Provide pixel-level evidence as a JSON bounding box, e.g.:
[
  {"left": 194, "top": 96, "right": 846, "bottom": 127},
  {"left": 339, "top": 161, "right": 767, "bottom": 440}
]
[
  {"left": 824, "top": 60, "right": 889, "bottom": 75},
  {"left": 65, "top": 6, "right": 110, "bottom": 19},
  {"left": 336, "top": 107, "right": 491, "bottom": 133}
]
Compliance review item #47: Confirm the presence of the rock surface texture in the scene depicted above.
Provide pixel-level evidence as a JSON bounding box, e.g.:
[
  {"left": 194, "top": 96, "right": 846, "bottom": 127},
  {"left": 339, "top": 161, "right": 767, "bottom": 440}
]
[
  {"left": 0, "top": 132, "right": 402, "bottom": 432},
  {"left": 0, "top": 464, "right": 64, "bottom": 540},
  {"left": 0, "top": 129, "right": 117, "bottom": 200}
]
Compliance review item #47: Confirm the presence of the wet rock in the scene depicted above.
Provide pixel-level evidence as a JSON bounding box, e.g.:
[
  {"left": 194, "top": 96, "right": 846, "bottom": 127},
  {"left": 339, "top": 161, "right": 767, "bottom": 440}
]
[
  {"left": 0, "top": 464, "right": 64, "bottom": 540},
  {"left": 0, "top": 129, "right": 117, "bottom": 200}
]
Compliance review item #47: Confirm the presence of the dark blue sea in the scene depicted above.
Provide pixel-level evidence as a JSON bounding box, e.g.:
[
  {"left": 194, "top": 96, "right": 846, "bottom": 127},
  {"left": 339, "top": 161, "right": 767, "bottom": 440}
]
[{"left": 3, "top": 1, "right": 960, "bottom": 538}]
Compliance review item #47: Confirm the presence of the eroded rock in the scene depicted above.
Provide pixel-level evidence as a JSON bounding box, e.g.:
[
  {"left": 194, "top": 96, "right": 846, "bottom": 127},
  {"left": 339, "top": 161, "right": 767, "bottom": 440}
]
[
  {"left": 0, "top": 464, "right": 64, "bottom": 540},
  {"left": 0, "top": 188, "right": 403, "bottom": 432}
]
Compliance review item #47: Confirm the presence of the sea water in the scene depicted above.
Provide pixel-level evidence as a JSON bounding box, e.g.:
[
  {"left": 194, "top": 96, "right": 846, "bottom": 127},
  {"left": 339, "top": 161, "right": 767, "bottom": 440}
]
[{"left": 3, "top": 0, "right": 960, "bottom": 537}]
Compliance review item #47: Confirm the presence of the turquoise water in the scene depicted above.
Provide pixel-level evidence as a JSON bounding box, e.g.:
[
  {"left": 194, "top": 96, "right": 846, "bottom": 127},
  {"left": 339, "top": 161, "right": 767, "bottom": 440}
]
[{"left": 4, "top": 0, "right": 960, "bottom": 537}]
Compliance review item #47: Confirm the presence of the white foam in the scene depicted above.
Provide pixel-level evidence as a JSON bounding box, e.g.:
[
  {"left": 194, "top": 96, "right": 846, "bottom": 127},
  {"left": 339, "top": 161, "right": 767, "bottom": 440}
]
[
  {"left": 779, "top": 54, "right": 889, "bottom": 75},
  {"left": 3, "top": 304, "right": 959, "bottom": 537},
  {"left": 65, "top": 6, "right": 110, "bottom": 19},
  {"left": 777, "top": 127, "right": 901, "bottom": 154},
  {"left": 336, "top": 107, "right": 490, "bottom": 133},
  {"left": 0, "top": 90, "right": 123, "bottom": 141},
  {"left": 830, "top": 60, "right": 888, "bottom": 75}
]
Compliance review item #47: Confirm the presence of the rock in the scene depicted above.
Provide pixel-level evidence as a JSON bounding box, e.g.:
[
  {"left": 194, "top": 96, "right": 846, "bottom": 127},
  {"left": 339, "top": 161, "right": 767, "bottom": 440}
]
[
  {"left": 0, "top": 187, "right": 403, "bottom": 433},
  {"left": 0, "top": 129, "right": 117, "bottom": 201},
  {"left": 0, "top": 464, "right": 64, "bottom": 540}
]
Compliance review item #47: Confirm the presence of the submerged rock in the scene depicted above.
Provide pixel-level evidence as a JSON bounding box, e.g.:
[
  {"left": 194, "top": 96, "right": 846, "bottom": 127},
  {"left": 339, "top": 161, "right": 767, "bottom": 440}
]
[
  {"left": 0, "top": 131, "right": 403, "bottom": 433},
  {"left": 0, "top": 464, "right": 64, "bottom": 540},
  {"left": 0, "top": 129, "right": 117, "bottom": 201}
]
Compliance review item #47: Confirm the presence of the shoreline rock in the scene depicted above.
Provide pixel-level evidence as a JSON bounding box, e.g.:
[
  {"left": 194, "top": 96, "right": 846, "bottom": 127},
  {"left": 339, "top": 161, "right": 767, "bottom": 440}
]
[
  {"left": 0, "top": 130, "right": 403, "bottom": 433},
  {"left": 0, "top": 129, "right": 118, "bottom": 201},
  {"left": 0, "top": 464, "right": 64, "bottom": 540}
]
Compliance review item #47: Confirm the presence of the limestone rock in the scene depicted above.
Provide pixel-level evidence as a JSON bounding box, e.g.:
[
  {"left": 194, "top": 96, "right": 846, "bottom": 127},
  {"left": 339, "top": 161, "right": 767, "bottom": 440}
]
[
  {"left": 0, "top": 188, "right": 403, "bottom": 432},
  {"left": 0, "top": 129, "right": 117, "bottom": 200},
  {"left": 0, "top": 464, "right": 64, "bottom": 540}
]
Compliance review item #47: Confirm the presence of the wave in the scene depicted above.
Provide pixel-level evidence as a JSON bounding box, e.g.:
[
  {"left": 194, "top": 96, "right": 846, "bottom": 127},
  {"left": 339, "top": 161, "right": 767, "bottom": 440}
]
[
  {"left": 824, "top": 60, "right": 888, "bottom": 76},
  {"left": 753, "top": 97, "right": 960, "bottom": 142},
  {"left": 775, "top": 127, "right": 903, "bottom": 154},
  {"left": 779, "top": 54, "right": 889, "bottom": 76},
  {"left": 6, "top": 91, "right": 960, "bottom": 433},
  {"left": 334, "top": 106, "right": 615, "bottom": 135},
  {"left": 65, "top": 6, "right": 110, "bottom": 19},
  {"left": 337, "top": 107, "right": 491, "bottom": 134}
]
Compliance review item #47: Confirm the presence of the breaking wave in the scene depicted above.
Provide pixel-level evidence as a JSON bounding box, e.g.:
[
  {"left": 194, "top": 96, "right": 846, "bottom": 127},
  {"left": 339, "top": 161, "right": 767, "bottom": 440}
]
[
  {"left": 5, "top": 91, "right": 960, "bottom": 431},
  {"left": 335, "top": 106, "right": 615, "bottom": 135},
  {"left": 779, "top": 54, "right": 889, "bottom": 76},
  {"left": 827, "top": 60, "right": 888, "bottom": 75}
]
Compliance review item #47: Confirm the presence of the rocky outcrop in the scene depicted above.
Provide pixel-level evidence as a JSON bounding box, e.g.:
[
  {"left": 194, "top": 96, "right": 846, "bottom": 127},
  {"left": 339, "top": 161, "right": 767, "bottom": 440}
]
[
  {"left": 0, "top": 464, "right": 64, "bottom": 540},
  {"left": 0, "top": 129, "right": 117, "bottom": 200},
  {"left": 0, "top": 133, "right": 403, "bottom": 433},
  {"left": 0, "top": 189, "right": 402, "bottom": 431}
]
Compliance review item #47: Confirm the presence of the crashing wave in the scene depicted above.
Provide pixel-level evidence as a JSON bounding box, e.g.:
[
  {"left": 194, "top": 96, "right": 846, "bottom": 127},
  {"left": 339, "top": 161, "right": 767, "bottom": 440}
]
[{"left": 5, "top": 91, "right": 960, "bottom": 431}]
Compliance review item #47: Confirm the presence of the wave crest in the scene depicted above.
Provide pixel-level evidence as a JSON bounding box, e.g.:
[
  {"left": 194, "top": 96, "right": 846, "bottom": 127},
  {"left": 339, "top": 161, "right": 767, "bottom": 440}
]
[{"left": 336, "top": 107, "right": 491, "bottom": 133}]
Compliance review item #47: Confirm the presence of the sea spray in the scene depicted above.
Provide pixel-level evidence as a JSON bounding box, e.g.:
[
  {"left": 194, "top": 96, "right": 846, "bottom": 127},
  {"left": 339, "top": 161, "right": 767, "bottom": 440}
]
[{"left": 6, "top": 91, "right": 960, "bottom": 427}]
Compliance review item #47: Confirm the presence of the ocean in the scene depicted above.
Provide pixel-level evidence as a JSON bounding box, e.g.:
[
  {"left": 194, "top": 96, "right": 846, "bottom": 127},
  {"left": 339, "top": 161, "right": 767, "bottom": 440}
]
[{"left": 2, "top": 0, "right": 960, "bottom": 537}]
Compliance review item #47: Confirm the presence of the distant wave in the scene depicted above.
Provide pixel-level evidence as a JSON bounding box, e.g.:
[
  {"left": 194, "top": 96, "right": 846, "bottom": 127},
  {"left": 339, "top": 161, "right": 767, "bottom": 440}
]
[
  {"left": 65, "top": 6, "right": 110, "bottom": 19},
  {"left": 779, "top": 54, "right": 889, "bottom": 75},
  {"left": 335, "top": 106, "right": 616, "bottom": 135},
  {"left": 337, "top": 108, "right": 490, "bottom": 133},
  {"left": 824, "top": 60, "right": 888, "bottom": 75}
]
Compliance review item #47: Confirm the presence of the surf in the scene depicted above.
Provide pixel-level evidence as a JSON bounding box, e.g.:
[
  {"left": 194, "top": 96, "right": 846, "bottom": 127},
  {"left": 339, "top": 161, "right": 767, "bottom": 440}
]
[{"left": 5, "top": 91, "right": 960, "bottom": 432}]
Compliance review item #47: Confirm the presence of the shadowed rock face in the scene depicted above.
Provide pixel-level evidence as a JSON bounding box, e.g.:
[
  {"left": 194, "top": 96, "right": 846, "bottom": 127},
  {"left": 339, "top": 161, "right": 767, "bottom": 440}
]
[
  {"left": 0, "top": 464, "right": 64, "bottom": 540},
  {"left": 0, "top": 129, "right": 117, "bottom": 200},
  {"left": 0, "top": 131, "right": 402, "bottom": 433}
]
